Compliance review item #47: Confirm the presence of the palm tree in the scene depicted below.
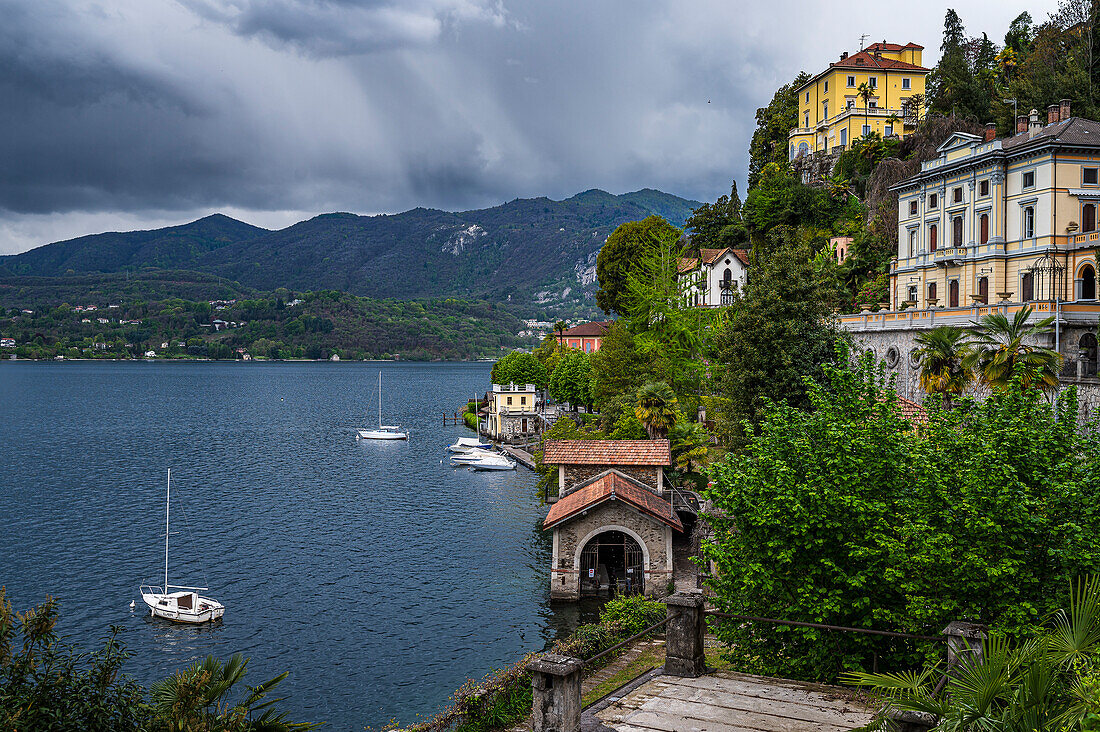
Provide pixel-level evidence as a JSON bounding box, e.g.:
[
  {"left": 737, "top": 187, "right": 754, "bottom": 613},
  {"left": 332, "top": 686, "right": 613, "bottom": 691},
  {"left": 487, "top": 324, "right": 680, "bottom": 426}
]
[
  {"left": 635, "top": 381, "right": 678, "bottom": 438},
  {"left": 913, "top": 326, "right": 972, "bottom": 407},
  {"left": 857, "top": 82, "right": 873, "bottom": 137},
  {"left": 150, "top": 653, "right": 317, "bottom": 731},
  {"left": 845, "top": 577, "right": 1100, "bottom": 731},
  {"left": 964, "top": 305, "right": 1062, "bottom": 392},
  {"left": 554, "top": 320, "right": 567, "bottom": 349},
  {"left": 669, "top": 420, "right": 709, "bottom": 489}
]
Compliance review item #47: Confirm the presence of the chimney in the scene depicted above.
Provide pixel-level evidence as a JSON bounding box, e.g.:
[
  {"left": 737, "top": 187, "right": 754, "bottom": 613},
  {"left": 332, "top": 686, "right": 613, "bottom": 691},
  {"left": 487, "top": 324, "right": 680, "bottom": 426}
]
[
  {"left": 985, "top": 122, "right": 997, "bottom": 142},
  {"left": 1048, "top": 104, "right": 1060, "bottom": 125},
  {"left": 840, "top": 51, "right": 848, "bottom": 60},
  {"left": 1017, "top": 115, "right": 1028, "bottom": 134},
  {"left": 1029, "top": 108, "right": 1041, "bottom": 133},
  {"left": 1061, "top": 98, "right": 1072, "bottom": 121}
]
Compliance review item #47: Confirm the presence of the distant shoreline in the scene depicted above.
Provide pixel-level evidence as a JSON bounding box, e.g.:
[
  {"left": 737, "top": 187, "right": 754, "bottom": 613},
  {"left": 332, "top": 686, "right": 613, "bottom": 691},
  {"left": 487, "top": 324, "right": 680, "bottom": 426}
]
[{"left": 0, "top": 357, "right": 498, "bottom": 364}]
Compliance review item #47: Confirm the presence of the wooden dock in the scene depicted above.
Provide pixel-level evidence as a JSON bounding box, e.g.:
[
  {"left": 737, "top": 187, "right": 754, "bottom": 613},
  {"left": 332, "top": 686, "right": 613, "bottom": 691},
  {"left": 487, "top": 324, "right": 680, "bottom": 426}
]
[
  {"left": 593, "top": 669, "right": 875, "bottom": 732},
  {"left": 499, "top": 445, "right": 537, "bottom": 470}
]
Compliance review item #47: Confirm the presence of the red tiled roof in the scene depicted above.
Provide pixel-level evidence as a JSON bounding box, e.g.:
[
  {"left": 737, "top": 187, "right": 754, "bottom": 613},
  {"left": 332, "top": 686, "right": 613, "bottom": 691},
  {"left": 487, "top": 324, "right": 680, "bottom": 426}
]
[
  {"left": 730, "top": 248, "right": 750, "bottom": 266},
  {"left": 543, "top": 439, "right": 671, "bottom": 466},
  {"left": 700, "top": 248, "right": 729, "bottom": 265},
  {"left": 865, "top": 41, "right": 925, "bottom": 52},
  {"left": 878, "top": 393, "right": 928, "bottom": 424},
  {"left": 677, "top": 257, "right": 700, "bottom": 274},
  {"left": 561, "top": 321, "right": 611, "bottom": 337},
  {"left": 544, "top": 471, "right": 683, "bottom": 530},
  {"left": 831, "top": 50, "right": 929, "bottom": 72}
]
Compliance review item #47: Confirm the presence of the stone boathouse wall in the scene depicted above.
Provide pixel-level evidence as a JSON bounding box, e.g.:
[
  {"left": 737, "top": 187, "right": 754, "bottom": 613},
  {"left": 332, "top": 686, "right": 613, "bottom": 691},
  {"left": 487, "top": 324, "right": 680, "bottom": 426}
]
[{"left": 550, "top": 500, "right": 674, "bottom": 601}]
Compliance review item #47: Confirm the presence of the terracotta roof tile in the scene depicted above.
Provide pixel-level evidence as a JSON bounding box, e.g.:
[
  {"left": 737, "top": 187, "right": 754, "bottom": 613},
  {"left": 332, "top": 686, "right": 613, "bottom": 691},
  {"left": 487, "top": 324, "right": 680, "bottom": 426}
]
[
  {"left": 543, "top": 439, "right": 671, "bottom": 466},
  {"left": 561, "top": 321, "right": 611, "bottom": 337},
  {"left": 700, "top": 248, "right": 729, "bottom": 265},
  {"left": 677, "top": 257, "right": 700, "bottom": 274},
  {"left": 879, "top": 393, "right": 928, "bottom": 424},
  {"left": 831, "top": 50, "right": 929, "bottom": 72},
  {"left": 730, "top": 248, "right": 750, "bottom": 266},
  {"left": 544, "top": 471, "right": 683, "bottom": 530}
]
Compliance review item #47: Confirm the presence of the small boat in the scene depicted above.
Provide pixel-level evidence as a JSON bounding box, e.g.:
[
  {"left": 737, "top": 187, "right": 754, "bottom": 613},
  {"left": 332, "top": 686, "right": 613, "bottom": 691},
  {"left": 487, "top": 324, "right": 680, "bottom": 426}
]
[
  {"left": 447, "top": 437, "right": 492, "bottom": 453},
  {"left": 465, "top": 454, "right": 517, "bottom": 471},
  {"left": 358, "top": 372, "right": 408, "bottom": 440},
  {"left": 140, "top": 469, "right": 225, "bottom": 624}
]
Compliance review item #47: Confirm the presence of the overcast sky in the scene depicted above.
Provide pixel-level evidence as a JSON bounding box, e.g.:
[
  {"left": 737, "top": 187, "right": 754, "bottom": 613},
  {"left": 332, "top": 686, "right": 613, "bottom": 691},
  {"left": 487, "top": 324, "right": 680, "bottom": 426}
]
[{"left": 0, "top": 0, "right": 1061, "bottom": 254}]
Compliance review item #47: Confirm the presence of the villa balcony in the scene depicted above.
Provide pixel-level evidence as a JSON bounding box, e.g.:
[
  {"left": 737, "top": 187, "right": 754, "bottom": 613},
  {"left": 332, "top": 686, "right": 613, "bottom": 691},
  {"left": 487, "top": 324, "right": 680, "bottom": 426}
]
[
  {"left": 789, "top": 107, "right": 910, "bottom": 140},
  {"left": 1071, "top": 231, "right": 1100, "bottom": 249},
  {"left": 932, "top": 246, "right": 968, "bottom": 265},
  {"left": 839, "top": 299, "right": 1100, "bottom": 332}
]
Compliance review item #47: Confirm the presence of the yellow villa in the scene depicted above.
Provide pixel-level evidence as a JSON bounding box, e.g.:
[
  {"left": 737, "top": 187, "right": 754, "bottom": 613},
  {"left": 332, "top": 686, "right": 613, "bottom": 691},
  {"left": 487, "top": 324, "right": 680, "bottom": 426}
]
[{"left": 789, "top": 41, "right": 929, "bottom": 160}]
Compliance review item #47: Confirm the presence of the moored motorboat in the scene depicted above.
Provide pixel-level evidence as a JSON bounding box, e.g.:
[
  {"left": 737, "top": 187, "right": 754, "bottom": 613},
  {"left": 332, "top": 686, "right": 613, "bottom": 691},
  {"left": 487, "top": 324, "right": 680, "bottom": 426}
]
[
  {"left": 466, "top": 455, "right": 517, "bottom": 471},
  {"left": 447, "top": 437, "right": 492, "bottom": 452}
]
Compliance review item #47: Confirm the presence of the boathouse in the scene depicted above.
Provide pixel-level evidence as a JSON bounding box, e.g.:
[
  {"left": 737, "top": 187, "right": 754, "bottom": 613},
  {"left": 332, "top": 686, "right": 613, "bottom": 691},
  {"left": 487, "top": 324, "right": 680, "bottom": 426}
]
[
  {"left": 541, "top": 440, "right": 682, "bottom": 601},
  {"left": 486, "top": 383, "right": 540, "bottom": 442}
]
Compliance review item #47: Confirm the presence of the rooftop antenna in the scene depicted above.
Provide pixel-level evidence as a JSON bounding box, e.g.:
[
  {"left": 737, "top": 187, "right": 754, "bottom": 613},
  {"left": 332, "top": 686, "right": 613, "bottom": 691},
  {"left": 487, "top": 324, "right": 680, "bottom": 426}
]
[{"left": 858, "top": 33, "right": 869, "bottom": 50}]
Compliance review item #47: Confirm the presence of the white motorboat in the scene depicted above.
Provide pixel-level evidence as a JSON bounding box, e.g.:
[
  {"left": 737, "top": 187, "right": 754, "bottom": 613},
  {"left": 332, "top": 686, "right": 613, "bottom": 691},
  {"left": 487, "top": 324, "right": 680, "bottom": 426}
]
[
  {"left": 140, "top": 469, "right": 225, "bottom": 624},
  {"left": 447, "top": 437, "right": 492, "bottom": 453},
  {"left": 357, "top": 372, "right": 408, "bottom": 440},
  {"left": 449, "top": 448, "right": 497, "bottom": 464},
  {"left": 466, "top": 455, "right": 517, "bottom": 471}
]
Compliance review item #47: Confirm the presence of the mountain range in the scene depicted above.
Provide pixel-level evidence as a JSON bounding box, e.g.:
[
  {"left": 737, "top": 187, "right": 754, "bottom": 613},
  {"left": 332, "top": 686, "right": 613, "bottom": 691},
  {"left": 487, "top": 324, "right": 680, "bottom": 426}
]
[{"left": 0, "top": 189, "right": 700, "bottom": 312}]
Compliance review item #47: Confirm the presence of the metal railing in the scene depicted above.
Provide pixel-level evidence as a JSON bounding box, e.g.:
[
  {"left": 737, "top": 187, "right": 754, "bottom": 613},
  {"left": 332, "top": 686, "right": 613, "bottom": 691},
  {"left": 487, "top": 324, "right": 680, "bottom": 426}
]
[
  {"left": 583, "top": 613, "right": 678, "bottom": 667},
  {"left": 705, "top": 610, "right": 943, "bottom": 642}
]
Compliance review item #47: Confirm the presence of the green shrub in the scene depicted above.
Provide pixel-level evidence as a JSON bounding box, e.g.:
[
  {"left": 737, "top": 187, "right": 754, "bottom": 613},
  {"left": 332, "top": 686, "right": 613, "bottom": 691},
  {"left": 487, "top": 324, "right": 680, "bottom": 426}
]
[{"left": 599, "top": 596, "right": 665, "bottom": 636}]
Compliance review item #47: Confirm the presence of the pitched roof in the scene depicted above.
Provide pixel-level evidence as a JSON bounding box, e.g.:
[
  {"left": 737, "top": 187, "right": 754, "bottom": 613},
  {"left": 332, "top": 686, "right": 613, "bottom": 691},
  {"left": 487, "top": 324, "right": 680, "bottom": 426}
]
[
  {"left": 677, "top": 256, "right": 700, "bottom": 274},
  {"left": 865, "top": 41, "right": 924, "bottom": 52},
  {"left": 561, "top": 321, "right": 611, "bottom": 337},
  {"left": 542, "top": 439, "right": 671, "bottom": 466},
  {"left": 1003, "top": 116, "right": 1100, "bottom": 150},
  {"left": 830, "top": 50, "right": 929, "bottom": 72},
  {"left": 730, "top": 248, "right": 750, "bottom": 266},
  {"left": 878, "top": 393, "right": 928, "bottom": 424},
  {"left": 700, "top": 248, "right": 729, "bottom": 265},
  {"left": 543, "top": 470, "right": 683, "bottom": 530}
]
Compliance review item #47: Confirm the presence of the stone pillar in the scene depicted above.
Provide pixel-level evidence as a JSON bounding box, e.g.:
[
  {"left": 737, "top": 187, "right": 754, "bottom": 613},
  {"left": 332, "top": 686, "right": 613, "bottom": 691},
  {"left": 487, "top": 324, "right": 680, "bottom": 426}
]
[
  {"left": 663, "top": 591, "right": 706, "bottom": 677},
  {"left": 941, "top": 621, "right": 987, "bottom": 669},
  {"left": 527, "top": 654, "right": 583, "bottom": 732}
]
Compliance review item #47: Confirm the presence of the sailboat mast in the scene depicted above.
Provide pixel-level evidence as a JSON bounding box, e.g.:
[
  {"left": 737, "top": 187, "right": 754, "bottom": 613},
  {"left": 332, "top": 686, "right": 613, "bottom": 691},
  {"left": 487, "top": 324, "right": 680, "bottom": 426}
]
[
  {"left": 164, "top": 468, "right": 170, "bottom": 592},
  {"left": 378, "top": 372, "right": 382, "bottom": 428}
]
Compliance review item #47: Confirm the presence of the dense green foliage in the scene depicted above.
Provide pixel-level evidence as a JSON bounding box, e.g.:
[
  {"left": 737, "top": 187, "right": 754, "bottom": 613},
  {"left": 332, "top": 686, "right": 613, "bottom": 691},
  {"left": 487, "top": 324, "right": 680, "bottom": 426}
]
[
  {"left": 1, "top": 190, "right": 700, "bottom": 313},
  {"left": 703, "top": 351, "right": 1100, "bottom": 682},
  {"left": 741, "top": 164, "right": 861, "bottom": 240},
  {"left": 849, "top": 577, "right": 1100, "bottom": 730},
  {"left": 708, "top": 231, "right": 842, "bottom": 445},
  {"left": 489, "top": 351, "right": 549, "bottom": 388},
  {"left": 683, "top": 183, "right": 748, "bottom": 251},
  {"left": 549, "top": 351, "right": 593, "bottom": 410},
  {"left": 747, "top": 72, "right": 810, "bottom": 188},
  {"left": 0, "top": 283, "right": 528, "bottom": 361},
  {"left": 594, "top": 216, "right": 682, "bottom": 316},
  {"left": 0, "top": 591, "right": 314, "bottom": 731}
]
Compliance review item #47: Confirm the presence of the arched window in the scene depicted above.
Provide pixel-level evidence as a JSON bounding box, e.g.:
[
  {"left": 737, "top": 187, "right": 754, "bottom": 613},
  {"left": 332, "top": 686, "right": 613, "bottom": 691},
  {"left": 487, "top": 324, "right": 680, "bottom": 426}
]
[
  {"left": 722, "top": 268, "right": 732, "bottom": 286},
  {"left": 928, "top": 281, "right": 937, "bottom": 305},
  {"left": 949, "top": 279, "right": 959, "bottom": 307},
  {"left": 1083, "top": 264, "right": 1097, "bottom": 300},
  {"left": 1085, "top": 204, "right": 1097, "bottom": 233},
  {"left": 929, "top": 224, "right": 938, "bottom": 252},
  {"left": 978, "top": 276, "right": 989, "bottom": 304},
  {"left": 980, "top": 214, "right": 989, "bottom": 244},
  {"left": 1022, "top": 271, "right": 1034, "bottom": 301}
]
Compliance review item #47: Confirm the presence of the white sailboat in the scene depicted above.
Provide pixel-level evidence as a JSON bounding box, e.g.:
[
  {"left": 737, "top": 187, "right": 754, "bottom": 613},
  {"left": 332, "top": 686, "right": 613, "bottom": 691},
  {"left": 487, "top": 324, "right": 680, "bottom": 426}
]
[
  {"left": 357, "top": 372, "right": 408, "bottom": 440},
  {"left": 140, "top": 469, "right": 225, "bottom": 624}
]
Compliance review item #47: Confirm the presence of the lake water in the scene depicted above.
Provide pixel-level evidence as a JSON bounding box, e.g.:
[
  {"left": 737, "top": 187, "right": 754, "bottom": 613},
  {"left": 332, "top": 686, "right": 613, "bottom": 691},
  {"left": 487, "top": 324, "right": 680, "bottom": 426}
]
[{"left": 0, "top": 361, "right": 596, "bottom": 730}]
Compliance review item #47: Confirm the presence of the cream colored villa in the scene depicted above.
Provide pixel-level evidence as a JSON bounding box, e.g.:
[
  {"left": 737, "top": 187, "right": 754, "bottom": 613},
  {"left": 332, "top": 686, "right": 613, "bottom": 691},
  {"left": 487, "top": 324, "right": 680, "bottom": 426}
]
[
  {"left": 841, "top": 103, "right": 1100, "bottom": 414},
  {"left": 887, "top": 103, "right": 1100, "bottom": 310}
]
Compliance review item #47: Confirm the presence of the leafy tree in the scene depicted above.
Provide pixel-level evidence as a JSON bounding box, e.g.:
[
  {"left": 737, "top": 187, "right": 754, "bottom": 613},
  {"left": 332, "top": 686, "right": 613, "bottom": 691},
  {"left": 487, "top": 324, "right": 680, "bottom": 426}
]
[
  {"left": 668, "top": 419, "right": 709, "bottom": 488},
  {"left": 741, "top": 164, "right": 861, "bottom": 241},
  {"left": 634, "top": 381, "right": 678, "bottom": 438},
  {"left": 595, "top": 216, "right": 682, "bottom": 316},
  {"left": 590, "top": 321, "right": 654, "bottom": 428},
  {"left": 709, "top": 229, "right": 841, "bottom": 445},
  {"left": 549, "top": 351, "right": 592, "bottom": 410},
  {"left": 684, "top": 183, "right": 747, "bottom": 251},
  {"left": 490, "top": 351, "right": 549, "bottom": 388},
  {"left": 609, "top": 412, "right": 648, "bottom": 440},
  {"left": 964, "top": 305, "right": 1062, "bottom": 392},
  {"left": 914, "top": 326, "right": 973, "bottom": 406},
  {"left": 702, "top": 350, "right": 1100, "bottom": 682},
  {"left": 748, "top": 72, "right": 810, "bottom": 187}
]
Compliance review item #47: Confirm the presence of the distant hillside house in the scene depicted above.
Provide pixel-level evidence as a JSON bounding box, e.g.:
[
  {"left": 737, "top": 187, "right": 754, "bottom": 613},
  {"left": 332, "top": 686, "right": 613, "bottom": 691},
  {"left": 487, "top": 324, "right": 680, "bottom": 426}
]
[
  {"left": 790, "top": 41, "right": 929, "bottom": 161},
  {"left": 831, "top": 236, "right": 853, "bottom": 264},
  {"left": 559, "top": 321, "right": 610, "bottom": 352},
  {"left": 677, "top": 247, "right": 749, "bottom": 307},
  {"left": 0, "top": 338, "right": 15, "bottom": 348},
  {"left": 541, "top": 439, "right": 688, "bottom": 601}
]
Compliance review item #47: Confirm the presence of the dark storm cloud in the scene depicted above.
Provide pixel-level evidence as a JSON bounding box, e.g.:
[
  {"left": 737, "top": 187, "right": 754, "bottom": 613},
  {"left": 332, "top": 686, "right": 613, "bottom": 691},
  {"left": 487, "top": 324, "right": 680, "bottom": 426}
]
[{"left": 0, "top": 0, "right": 1059, "bottom": 254}]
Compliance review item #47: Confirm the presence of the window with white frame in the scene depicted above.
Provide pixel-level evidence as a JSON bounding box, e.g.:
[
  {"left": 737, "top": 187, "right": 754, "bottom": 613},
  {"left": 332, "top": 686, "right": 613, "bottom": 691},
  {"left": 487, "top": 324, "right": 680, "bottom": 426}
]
[
  {"left": 902, "top": 77, "right": 911, "bottom": 89},
  {"left": 847, "top": 75, "right": 855, "bottom": 87},
  {"left": 1024, "top": 205, "right": 1035, "bottom": 239},
  {"left": 862, "top": 124, "right": 871, "bottom": 135},
  {"left": 979, "top": 179, "right": 989, "bottom": 196},
  {"left": 869, "top": 77, "right": 877, "bottom": 88},
  {"left": 885, "top": 124, "right": 893, "bottom": 136},
  {"left": 908, "top": 229, "right": 916, "bottom": 257}
]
